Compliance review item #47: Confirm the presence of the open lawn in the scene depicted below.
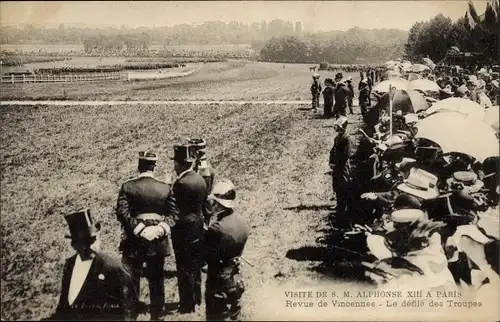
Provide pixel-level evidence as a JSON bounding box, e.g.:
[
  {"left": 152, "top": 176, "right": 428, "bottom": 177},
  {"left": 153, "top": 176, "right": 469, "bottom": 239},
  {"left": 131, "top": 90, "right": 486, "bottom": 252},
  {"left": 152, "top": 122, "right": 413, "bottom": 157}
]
[
  {"left": 1, "top": 61, "right": 356, "bottom": 101},
  {"left": 0, "top": 101, "right": 368, "bottom": 320},
  {"left": 1, "top": 61, "right": 368, "bottom": 321}
]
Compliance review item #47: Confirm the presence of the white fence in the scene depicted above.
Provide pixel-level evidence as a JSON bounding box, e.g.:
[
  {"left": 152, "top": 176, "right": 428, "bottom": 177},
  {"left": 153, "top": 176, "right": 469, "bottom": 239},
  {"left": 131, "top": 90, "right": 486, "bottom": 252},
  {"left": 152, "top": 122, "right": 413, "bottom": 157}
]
[{"left": 0, "top": 72, "right": 123, "bottom": 84}]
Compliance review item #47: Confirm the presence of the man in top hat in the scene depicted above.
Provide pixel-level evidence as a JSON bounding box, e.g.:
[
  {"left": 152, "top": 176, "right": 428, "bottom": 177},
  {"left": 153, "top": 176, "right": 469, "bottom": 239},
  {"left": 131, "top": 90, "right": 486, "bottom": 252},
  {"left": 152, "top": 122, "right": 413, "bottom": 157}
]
[
  {"left": 171, "top": 144, "right": 207, "bottom": 313},
  {"left": 310, "top": 73, "right": 322, "bottom": 111},
  {"left": 322, "top": 78, "right": 335, "bottom": 118},
  {"left": 346, "top": 77, "right": 354, "bottom": 115},
  {"left": 116, "top": 151, "right": 177, "bottom": 320},
  {"left": 329, "top": 116, "right": 356, "bottom": 229},
  {"left": 188, "top": 138, "right": 217, "bottom": 227},
  {"left": 203, "top": 179, "right": 249, "bottom": 321},
  {"left": 51, "top": 209, "right": 134, "bottom": 321}
]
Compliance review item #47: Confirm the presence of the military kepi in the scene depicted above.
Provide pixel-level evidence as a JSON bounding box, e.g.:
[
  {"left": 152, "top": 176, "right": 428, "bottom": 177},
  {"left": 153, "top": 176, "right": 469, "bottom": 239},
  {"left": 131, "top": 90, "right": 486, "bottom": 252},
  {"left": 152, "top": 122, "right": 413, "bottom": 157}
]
[
  {"left": 171, "top": 144, "right": 196, "bottom": 162},
  {"left": 139, "top": 151, "right": 158, "bottom": 162},
  {"left": 64, "top": 208, "right": 101, "bottom": 240}
]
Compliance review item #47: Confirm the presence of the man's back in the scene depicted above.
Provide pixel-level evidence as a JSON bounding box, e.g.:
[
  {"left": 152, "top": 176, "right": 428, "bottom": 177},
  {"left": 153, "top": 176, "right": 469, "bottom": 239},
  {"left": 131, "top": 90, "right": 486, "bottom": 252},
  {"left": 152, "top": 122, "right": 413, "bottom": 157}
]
[{"left": 173, "top": 170, "right": 207, "bottom": 224}]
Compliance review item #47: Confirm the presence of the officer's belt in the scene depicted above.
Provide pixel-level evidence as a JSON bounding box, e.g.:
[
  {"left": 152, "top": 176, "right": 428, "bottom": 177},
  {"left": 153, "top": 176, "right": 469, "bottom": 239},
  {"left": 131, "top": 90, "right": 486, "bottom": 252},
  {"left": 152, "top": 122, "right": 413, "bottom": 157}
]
[{"left": 136, "top": 213, "right": 163, "bottom": 221}]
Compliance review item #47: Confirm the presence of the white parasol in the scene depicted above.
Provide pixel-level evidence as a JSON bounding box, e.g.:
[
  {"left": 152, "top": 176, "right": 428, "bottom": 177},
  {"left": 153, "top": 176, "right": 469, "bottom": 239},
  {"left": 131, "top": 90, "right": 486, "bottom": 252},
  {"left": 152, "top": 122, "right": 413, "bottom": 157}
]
[
  {"left": 424, "top": 97, "right": 485, "bottom": 121},
  {"left": 372, "top": 78, "right": 409, "bottom": 95},
  {"left": 416, "top": 113, "right": 499, "bottom": 162},
  {"left": 408, "top": 79, "right": 441, "bottom": 94}
]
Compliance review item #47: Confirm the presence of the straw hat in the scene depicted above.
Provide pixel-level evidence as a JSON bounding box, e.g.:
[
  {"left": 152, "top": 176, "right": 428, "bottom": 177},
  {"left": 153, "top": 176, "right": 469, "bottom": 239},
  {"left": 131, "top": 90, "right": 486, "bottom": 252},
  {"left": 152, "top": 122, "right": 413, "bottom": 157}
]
[{"left": 397, "top": 168, "right": 439, "bottom": 200}]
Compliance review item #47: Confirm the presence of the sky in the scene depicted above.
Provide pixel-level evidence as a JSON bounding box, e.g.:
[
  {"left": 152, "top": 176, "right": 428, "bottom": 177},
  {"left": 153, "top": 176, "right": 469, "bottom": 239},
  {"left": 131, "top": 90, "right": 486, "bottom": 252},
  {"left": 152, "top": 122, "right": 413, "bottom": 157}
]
[{"left": 0, "top": 1, "right": 489, "bottom": 31}]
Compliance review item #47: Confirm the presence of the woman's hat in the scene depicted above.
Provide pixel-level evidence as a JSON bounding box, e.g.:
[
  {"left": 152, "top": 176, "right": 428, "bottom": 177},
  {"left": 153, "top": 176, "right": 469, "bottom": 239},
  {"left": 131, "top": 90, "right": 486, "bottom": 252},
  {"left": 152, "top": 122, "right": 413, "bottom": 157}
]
[
  {"left": 64, "top": 209, "right": 101, "bottom": 241},
  {"left": 313, "top": 73, "right": 320, "bottom": 79},
  {"left": 397, "top": 168, "right": 439, "bottom": 200},
  {"left": 390, "top": 208, "right": 425, "bottom": 224},
  {"left": 446, "top": 171, "right": 484, "bottom": 192},
  {"left": 208, "top": 179, "right": 236, "bottom": 208},
  {"left": 171, "top": 144, "right": 196, "bottom": 162}
]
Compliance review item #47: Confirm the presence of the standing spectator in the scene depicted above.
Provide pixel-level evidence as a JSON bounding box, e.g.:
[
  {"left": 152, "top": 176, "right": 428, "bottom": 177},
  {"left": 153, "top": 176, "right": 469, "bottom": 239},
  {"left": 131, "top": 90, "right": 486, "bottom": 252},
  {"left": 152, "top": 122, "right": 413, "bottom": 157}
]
[
  {"left": 346, "top": 77, "right": 354, "bottom": 115},
  {"left": 310, "top": 73, "right": 322, "bottom": 111},
  {"left": 333, "top": 80, "right": 348, "bottom": 118},
  {"left": 322, "top": 78, "right": 335, "bottom": 118},
  {"left": 329, "top": 117, "right": 356, "bottom": 230},
  {"left": 51, "top": 209, "right": 135, "bottom": 321},
  {"left": 116, "top": 151, "right": 177, "bottom": 320},
  {"left": 203, "top": 179, "right": 249, "bottom": 321},
  {"left": 358, "top": 78, "right": 371, "bottom": 119},
  {"left": 171, "top": 144, "right": 207, "bottom": 314}
]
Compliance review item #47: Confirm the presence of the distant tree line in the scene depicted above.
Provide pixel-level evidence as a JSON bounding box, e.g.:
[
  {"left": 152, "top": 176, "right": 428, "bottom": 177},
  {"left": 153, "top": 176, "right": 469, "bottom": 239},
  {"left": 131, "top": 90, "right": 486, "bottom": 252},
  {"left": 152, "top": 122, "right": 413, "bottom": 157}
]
[
  {"left": 0, "top": 20, "right": 304, "bottom": 46},
  {"left": 405, "top": 12, "right": 499, "bottom": 63},
  {"left": 259, "top": 27, "right": 408, "bottom": 64}
]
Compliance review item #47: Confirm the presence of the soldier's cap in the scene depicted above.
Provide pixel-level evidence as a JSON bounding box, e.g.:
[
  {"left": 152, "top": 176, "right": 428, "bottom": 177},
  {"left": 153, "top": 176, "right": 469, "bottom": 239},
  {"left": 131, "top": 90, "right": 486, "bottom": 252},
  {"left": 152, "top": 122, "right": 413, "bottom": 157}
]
[
  {"left": 208, "top": 179, "right": 236, "bottom": 209},
  {"left": 171, "top": 144, "right": 196, "bottom": 162},
  {"left": 64, "top": 208, "right": 101, "bottom": 241},
  {"left": 391, "top": 209, "right": 425, "bottom": 224},
  {"left": 139, "top": 151, "right": 158, "bottom": 162}
]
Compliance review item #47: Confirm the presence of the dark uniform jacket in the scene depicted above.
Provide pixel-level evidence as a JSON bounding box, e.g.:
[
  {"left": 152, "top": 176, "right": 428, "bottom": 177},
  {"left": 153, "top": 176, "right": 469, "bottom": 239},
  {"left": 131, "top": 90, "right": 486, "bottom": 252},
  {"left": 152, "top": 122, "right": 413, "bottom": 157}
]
[
  {"left": 116, "top": 172, "right": 177, "bottom": 258},
  {"left": 323, "top": 85, "right": 335, "bottom": 106},
  {"left": 172, "top": 170, "right": 207, "bottom": 241},
  {"left": 329, "top": 132, "right": 356, "bottom": 184},
  {"left": 334, "top": 86, "right": 348, "bottom": 107},
  {"left": 204, "top": 210, "right": 250, "bottom": 286},
  {"left": 51, "top": 253, "right": 134, "bottom": 321}
]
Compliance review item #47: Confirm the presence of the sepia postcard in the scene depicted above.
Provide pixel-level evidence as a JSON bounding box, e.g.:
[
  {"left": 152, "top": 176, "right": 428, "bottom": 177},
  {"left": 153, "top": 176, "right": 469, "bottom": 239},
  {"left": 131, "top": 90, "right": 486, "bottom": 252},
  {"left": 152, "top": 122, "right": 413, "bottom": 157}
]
[{"left": 1, "top": 1, "right": 499, "bottom": 321}]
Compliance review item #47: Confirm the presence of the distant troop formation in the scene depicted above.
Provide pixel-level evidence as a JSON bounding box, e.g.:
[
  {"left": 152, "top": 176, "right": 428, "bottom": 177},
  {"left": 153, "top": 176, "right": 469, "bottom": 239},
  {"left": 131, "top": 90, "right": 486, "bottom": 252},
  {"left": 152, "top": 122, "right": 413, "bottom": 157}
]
[{"left": 49, "top": 140, "right": 250, "bottom": 321}]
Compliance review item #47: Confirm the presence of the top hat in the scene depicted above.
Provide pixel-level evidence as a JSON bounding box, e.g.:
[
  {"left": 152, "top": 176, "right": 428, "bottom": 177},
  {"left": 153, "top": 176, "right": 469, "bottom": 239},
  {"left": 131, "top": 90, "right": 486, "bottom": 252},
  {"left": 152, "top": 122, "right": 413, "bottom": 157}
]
[
  {"left": 138, "top": 151, "right": 158, "bottom": 162},
  {"left": 171, "top": 144, "right": 196, "bottom": 162},
  {"left": 397, "top": 168, "right": 439, "bottom": 200},
  {"left": 64, "top": 209, "right": 101, "bottom": 241},
  {"left": 208, "top": 179, "right": 236, "bottom": 209},
  {"left": 391, "top": 209, "right": 425, "bottom": 224}
]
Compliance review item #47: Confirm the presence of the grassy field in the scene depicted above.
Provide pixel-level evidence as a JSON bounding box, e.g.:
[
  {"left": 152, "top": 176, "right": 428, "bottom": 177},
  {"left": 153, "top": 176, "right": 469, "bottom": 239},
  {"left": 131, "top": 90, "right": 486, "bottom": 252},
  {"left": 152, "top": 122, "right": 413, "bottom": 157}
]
[
  {"left": 1, "top": 63, "right": 368, "bottom": 320},
  {"left": 1, "top": 61, "right": 349, "bottom": 101}
]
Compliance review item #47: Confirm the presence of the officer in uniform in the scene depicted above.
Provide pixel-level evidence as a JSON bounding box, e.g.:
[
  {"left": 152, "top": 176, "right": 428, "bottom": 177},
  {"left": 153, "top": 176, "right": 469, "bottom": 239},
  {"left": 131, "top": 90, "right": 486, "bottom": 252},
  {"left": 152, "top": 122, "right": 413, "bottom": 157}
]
[
  {"left": 188, "top": 138, "right": 216, "bottom": 227},
  {"left": 310, "top": 73, "right": 322, "bottom": 111},
  {"left": 171, "top": 144, "right": 207, "bottom": 313},
  {"left": 204, "top": 179, "right": 249, "bottom": 321},
  {"left": 346, "top": 77, "right": 354, "bottom": 114},
  {"left": 116, "top": 151, "right": 177, "bottom": 320},
  {"left": 333, "top": 80, "right": 348, "bottom": 118}
]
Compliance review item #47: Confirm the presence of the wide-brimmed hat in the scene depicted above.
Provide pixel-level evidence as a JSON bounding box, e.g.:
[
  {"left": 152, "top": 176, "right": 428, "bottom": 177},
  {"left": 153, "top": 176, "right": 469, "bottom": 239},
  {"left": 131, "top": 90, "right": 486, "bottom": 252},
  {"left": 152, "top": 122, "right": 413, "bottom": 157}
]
[
  {"left": 208, "top": 179, "right": 236, "bottom": 208},
  {"left": 64, "top": 208, "right": 101, "bottom": 241},
  {"left": 446, "top": 171, "right": 484, "bottom": 192},
  {"left": 391, "top": 209, "right": 425, "bottom": 224},
  {"left": 395, "top": 157, "right": 416, "bottom": 170},
  {"left": 312, "top": 73, "right": 320, "bottom": 79},
  {"left": 397, "top": 168, "right": 439, "bottom": 200},
  {"left": 171, "top": 144, "right": 196, "bottom": 162}
]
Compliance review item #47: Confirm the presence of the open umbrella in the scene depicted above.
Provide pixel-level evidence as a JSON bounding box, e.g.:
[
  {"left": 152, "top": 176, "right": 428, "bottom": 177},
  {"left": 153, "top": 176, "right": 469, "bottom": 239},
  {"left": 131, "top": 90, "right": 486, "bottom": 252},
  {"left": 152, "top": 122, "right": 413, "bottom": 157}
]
[
  {"left": 422, "top": 58, "right": 436, "bottom": 70},
  {"left": 407, "top": 73, "right": 422, "bottom": 82},
  {"left": 372, "top": 78, "right": 409, "bottom": 95},
  {"left": 383, "top": 70, "right": 402, "bottom": 80},
  {"left": 408, "top": 79, "right": 441, "bottom": 94},
  {"left": 416, "top": 113, "right": 499, "bottom": 162},
  {"left": 424, "top": 98, "right": 485, "bottom": 121},
  {"left": 483, "top": 106, "right": 499, "bottom": 132},
  {"left": 410, "top": 64, "right": 431, "bottom": 73},
  {"left": 375, "top": 89, "right": 429, "bottom": 114}
]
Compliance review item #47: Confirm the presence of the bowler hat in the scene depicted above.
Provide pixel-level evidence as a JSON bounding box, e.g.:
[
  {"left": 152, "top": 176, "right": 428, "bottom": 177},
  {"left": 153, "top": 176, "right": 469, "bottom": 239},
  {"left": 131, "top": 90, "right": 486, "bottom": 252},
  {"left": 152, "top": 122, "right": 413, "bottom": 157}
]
[
  {"left": 64, "top": 209, "right": 101, "bottom": 241},
  {"left": 138, "top": 151, "right": 158, "bottom": 162},
  {"left": 171, "top": 144, "right": 196, "bottom": 162}
]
